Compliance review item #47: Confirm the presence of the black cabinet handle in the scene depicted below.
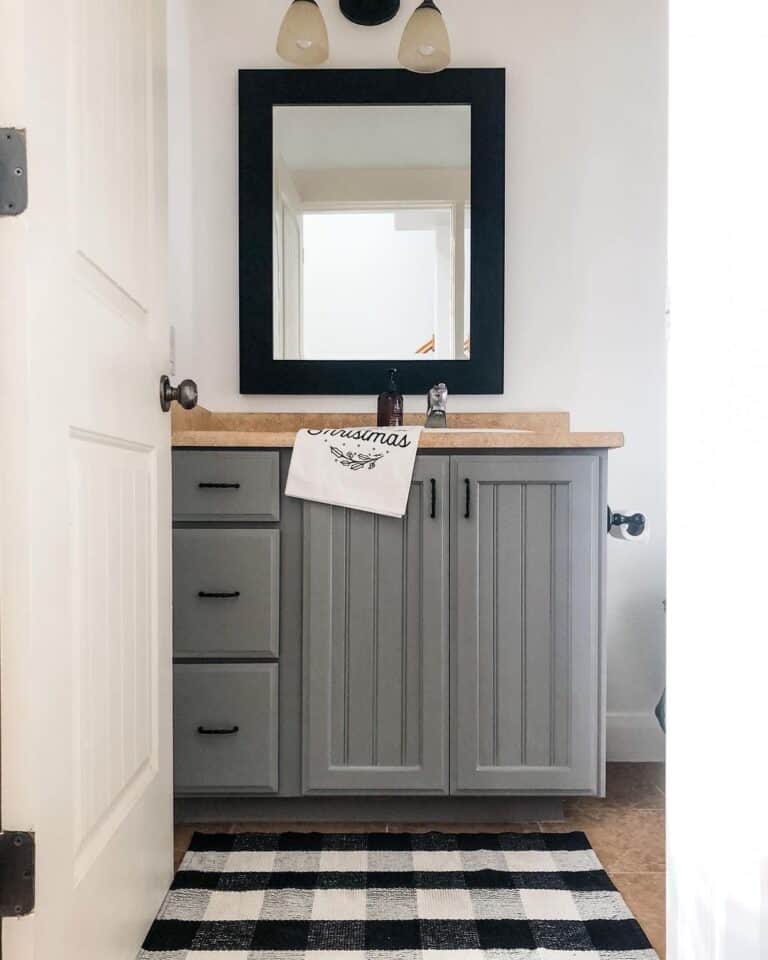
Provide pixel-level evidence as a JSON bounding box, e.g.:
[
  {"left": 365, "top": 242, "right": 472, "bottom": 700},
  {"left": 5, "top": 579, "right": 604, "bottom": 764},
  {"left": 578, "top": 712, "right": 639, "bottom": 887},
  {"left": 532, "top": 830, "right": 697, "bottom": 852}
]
[
  {"left": 430, "top": 478, "right": 437, "bottom": 519},
  {"left": 197, "top": 725, "right": 240, "bottom": 736},
  {"left": 198, "top": 482, "right": 241, "bottom": 489},
  {"left": 198, "top": 591, "right": 241, "bottom": 600},
  {"left": 464, "top": 478, "right": 471, "bottom": 519}
]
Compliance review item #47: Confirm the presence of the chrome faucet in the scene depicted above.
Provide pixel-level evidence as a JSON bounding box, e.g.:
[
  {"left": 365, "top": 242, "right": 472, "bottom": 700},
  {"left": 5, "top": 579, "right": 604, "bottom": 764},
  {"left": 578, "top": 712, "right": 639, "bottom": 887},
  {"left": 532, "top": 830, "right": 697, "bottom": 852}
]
[{"left": 425, "top": 383, "right": 448, "bottom": 428}]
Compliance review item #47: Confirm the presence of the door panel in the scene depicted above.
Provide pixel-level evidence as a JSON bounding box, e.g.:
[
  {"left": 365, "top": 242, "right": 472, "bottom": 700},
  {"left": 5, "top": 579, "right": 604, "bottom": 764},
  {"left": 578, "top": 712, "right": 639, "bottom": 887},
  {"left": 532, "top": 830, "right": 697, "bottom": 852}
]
[
  {"left": 452, "top": 456, "right": 600, "bottom": 794},
  {"left": 0, "top": 0, "right": 172, "bottom": 956},
  {"left": 70, "top": 433, "right": 158, "bottom": 882},
  {"left": 303, "top": 457, "right": 449, "bottom": 793},
  {"left": 75, "top": 0, "right": 152, "bottom": 304}
]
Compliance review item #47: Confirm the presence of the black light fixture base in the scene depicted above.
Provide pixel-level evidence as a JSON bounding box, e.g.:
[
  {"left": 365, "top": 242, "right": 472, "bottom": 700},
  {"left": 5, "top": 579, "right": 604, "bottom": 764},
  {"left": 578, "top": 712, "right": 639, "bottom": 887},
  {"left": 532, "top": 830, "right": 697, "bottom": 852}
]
[{"left": 340, "top": 0, "right": 400, "bottom": 26}]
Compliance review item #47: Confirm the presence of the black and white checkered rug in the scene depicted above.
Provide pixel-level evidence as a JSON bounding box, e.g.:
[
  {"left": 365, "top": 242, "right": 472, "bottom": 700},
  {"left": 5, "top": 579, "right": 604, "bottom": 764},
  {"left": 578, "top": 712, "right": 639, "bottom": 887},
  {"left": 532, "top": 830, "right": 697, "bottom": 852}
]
[{"left": 140, "top": 832, "right": 658, "bottom": 958}]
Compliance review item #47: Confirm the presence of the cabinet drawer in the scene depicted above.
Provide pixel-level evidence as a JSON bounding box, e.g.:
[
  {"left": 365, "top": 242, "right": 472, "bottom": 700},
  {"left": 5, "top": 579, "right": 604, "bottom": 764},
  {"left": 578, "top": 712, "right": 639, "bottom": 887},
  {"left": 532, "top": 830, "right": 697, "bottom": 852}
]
[
  {"left": 174, "top": 529, "right": 279, "bottom": 659},
  {"left": 173, "top": 450, "right": 280, "bottom": 521},
  {"left": 174, "top": 663, "right": 278, "bottom": 795}
]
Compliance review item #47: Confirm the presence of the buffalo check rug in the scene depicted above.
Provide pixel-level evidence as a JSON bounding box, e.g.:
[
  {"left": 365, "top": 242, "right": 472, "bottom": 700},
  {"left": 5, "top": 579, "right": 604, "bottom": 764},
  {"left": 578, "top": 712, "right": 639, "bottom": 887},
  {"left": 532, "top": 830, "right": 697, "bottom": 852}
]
[{"left": 139, "top": 832, "right": 659, "bottom": 959}]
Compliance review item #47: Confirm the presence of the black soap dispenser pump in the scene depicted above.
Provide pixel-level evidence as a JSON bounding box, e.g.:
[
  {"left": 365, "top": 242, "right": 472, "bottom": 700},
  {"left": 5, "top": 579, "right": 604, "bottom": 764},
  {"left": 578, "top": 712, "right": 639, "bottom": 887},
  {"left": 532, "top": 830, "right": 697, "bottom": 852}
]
[{"left": 377, "top": 368, "right": 404, "bottom": 427}]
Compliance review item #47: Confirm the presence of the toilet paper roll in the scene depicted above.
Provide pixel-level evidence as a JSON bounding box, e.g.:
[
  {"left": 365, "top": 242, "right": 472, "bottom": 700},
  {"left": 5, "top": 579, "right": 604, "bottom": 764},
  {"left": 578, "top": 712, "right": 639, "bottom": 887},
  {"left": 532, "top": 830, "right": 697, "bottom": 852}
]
[{"left": 609, "top": 509, "right": 650, "bottom": 544}]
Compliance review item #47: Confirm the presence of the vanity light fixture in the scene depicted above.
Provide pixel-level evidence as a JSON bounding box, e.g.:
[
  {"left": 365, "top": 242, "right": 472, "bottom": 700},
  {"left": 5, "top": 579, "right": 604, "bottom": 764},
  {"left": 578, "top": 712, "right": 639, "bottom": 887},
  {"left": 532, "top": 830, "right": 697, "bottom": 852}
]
[
  {"left": 398, "top": 0, "right": 451, "bottom": 74},
  {"left": 276, "top": 0, "right": 452, "bottom": 73},
  {"left": 276, "top": 0, "right": 330, "bottom": 66}
]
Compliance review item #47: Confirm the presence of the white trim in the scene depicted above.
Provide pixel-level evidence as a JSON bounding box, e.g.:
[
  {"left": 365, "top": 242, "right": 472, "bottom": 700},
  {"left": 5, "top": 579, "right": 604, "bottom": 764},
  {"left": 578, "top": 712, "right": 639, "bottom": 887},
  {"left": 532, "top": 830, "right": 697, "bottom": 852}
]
[{"left": 606, "top": 712, "right": 665, "bottom": 762}]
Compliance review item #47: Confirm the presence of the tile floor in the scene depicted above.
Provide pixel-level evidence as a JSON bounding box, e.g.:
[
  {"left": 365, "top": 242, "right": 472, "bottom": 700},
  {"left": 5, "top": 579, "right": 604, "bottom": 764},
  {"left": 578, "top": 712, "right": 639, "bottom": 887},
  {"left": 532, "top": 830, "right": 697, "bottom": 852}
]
[{"left": 174, "top": 762, "right": 666, "bottom": 958}]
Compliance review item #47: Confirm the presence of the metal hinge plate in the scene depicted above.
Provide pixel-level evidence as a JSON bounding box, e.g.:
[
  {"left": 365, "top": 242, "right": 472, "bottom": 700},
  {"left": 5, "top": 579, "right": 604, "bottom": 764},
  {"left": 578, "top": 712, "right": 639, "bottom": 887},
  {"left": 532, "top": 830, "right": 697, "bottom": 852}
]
[
  {"left": 0, "top": 832, "right": 35, "bottom": 917},
  {"left": 0, "top": 128, "right": 28, "bottom": 216}
]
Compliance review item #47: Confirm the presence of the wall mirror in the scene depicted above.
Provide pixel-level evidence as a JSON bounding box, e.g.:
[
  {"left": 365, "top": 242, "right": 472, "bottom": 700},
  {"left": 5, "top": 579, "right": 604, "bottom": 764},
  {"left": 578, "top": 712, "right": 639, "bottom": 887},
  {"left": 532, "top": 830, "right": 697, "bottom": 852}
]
[{"left": 239, "top": 69, "right": 505, "bottom": 394}]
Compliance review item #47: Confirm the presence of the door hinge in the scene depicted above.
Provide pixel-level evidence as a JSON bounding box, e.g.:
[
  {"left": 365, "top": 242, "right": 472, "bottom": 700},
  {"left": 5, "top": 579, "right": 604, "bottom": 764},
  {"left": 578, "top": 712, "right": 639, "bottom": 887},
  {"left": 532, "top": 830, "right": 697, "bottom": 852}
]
[
  {"left": 0, "top": 832, "right": 35, "bottom": 917},
  {"left": 0, "top": 128, "right": 28, "bottom": 216}
]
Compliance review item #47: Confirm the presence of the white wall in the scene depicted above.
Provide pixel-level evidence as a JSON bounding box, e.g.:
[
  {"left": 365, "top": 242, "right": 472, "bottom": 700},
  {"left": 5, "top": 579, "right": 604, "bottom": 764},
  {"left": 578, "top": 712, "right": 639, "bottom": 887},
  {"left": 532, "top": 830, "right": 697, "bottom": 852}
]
[{"left": 167, "top": 0, "right": 667, "bottom": 761}]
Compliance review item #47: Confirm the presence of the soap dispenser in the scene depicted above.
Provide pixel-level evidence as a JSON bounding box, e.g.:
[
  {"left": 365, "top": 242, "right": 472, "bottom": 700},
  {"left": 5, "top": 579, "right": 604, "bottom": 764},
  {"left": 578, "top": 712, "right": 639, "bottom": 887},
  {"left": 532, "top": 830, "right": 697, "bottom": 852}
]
[{"left": 377, "top": 368, "right": 404, "bottom": 427}]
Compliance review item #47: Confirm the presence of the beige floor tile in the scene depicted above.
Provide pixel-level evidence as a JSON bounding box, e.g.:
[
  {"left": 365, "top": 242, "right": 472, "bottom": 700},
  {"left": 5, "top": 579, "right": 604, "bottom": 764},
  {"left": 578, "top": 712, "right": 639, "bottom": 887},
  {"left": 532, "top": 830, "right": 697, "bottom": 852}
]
[
  {"left": 540, "top": 807, "right": 665, "bottom": 874},
  {"left": 566, "top": 763, "right": 665, "bottom": 816},
  {"left": 609, "top": 761, "right": 665, "bottom": 796}
]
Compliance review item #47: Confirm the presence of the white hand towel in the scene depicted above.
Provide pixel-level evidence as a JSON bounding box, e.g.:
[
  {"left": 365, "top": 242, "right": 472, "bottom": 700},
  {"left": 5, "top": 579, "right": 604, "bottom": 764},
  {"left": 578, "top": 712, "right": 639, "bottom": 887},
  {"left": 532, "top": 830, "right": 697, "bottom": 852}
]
[{"left": 285, "top": 426, "right": 423, "bottom": 518}]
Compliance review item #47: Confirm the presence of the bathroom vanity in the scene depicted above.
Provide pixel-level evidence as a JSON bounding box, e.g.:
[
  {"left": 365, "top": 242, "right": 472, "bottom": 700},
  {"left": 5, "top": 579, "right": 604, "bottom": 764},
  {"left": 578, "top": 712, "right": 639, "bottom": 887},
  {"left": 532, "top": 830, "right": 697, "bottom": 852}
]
[
  {"left": 172, "top": 409, "right": 623, "bottom": 812},
  {"left": 170, "top": 67, "right": 629, "bottom": 818}
]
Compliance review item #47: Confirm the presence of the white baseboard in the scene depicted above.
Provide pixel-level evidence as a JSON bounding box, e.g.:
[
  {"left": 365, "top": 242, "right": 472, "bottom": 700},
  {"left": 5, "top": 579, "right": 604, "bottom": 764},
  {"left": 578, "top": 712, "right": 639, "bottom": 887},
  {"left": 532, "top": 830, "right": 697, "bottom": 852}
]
[{"left": 607, "top": 711, "right": 666, "bottom": 762}]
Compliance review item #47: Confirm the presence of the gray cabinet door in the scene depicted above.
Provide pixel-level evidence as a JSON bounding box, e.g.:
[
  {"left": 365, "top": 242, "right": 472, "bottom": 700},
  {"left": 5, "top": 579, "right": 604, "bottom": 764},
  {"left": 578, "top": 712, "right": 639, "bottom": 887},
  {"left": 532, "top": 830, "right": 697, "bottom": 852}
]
[
  {"left": 452, "top": 455, "right": 600, "bottom": 794},
  {"left": 303, "top": 457, "right": 450, "bottom": 794}
]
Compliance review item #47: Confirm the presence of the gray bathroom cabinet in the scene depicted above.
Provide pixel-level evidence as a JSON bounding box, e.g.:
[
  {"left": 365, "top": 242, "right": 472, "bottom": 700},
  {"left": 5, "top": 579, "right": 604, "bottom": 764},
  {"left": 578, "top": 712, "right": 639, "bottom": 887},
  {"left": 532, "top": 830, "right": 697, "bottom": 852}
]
[
  {"left": 172, "top": 449, "right": 607, "bottom": 800},
  {"left": 302, "top": 458, "right": 450, "bottom": 794}
]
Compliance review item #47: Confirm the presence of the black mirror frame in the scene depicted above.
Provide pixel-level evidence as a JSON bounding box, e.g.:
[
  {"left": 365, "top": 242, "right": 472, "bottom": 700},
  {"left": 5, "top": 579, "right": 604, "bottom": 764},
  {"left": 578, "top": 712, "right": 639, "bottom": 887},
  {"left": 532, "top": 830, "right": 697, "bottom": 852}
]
[{"left": 239, "top": 68, "right": 506, "bottom": 395}]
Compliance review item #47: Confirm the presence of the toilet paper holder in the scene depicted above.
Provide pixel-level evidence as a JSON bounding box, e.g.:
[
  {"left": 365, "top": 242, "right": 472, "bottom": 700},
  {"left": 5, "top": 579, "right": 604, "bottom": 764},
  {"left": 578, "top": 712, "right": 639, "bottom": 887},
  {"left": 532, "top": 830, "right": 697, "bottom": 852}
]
[{"left": 607, "top": 507, "right": 647, "bottom": 537}]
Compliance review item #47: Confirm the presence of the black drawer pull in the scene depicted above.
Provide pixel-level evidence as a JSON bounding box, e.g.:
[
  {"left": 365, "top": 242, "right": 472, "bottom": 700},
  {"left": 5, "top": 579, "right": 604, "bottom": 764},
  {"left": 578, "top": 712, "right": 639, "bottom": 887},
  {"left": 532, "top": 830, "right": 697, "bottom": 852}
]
[
  {"left": 430, "top": 478, "right": 437, "bottom": 519},
  {"left": 197, "top": 591, "right": 241, "bottom": 600},
  {"left": 198, "top": 482, "right": 241, "bottom": 489},
  {"left": 197, "top": 725, "right": 240, "bottom": 736},
  {"left": 464, "top": 478, "right": 471, "bottom": 519}
]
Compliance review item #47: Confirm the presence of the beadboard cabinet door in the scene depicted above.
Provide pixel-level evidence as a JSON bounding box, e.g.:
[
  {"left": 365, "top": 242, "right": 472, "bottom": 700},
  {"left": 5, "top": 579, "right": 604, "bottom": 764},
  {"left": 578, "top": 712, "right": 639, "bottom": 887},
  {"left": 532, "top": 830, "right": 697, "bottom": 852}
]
[
  {"left": 452, "top": 455, "right": 601, "bottom": 794},
  {"left": 303, "top": 457, "right": 450, "bottom": 793}
]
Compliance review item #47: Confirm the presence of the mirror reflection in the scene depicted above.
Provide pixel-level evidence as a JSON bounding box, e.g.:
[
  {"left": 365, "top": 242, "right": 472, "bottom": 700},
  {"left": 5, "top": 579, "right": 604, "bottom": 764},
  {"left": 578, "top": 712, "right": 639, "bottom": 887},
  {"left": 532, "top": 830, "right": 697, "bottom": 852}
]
[{"left": 272, "top": 105, "right": 471, "bottom": 361}]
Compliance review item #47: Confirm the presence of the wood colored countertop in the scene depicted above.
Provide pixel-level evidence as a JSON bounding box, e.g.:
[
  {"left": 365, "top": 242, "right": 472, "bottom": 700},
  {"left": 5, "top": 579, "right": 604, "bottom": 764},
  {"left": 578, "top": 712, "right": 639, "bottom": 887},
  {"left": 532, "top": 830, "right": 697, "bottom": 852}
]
[{"left": 172, "top": 408, "right": 624, "bottom": 450}]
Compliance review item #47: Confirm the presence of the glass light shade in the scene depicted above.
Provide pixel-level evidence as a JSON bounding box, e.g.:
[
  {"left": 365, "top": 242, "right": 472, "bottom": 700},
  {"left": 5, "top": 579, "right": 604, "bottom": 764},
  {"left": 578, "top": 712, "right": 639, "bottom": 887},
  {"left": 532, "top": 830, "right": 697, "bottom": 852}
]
[
  {"left": 276, "top": 0, "right": 329, "bottom": 66},
  {"left": 398, "top": 0, "right": 451, "bottom": 74}
]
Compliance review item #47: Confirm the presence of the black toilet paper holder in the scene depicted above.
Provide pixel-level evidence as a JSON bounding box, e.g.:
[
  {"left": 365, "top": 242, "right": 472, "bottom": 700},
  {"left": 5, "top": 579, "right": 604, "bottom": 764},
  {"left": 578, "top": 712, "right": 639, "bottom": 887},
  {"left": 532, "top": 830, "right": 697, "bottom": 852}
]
[{"left": 607, "top": 507, "right": 647, "bottom": 537}]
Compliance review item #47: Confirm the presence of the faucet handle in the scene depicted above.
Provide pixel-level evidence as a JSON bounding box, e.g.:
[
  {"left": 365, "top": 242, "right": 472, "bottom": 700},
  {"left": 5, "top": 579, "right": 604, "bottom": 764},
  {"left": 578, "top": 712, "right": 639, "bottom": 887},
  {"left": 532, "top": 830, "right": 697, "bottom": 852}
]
[
  {"left": 427, "top": 382, "right": 448, "bottom": 411},
  {"left": 425, "top": 383, "right": 448, "bottom": 428}
]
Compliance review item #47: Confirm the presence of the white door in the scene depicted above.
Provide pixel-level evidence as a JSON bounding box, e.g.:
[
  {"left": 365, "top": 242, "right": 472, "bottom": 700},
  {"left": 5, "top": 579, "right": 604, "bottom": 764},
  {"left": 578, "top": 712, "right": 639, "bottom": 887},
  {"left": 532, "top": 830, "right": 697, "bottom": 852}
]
[
  {"left": 667, "top": 0, "right": 768, "bottom": 957},
  {"left": 0, "top": 0, "right": 173, "bottom": 957}
]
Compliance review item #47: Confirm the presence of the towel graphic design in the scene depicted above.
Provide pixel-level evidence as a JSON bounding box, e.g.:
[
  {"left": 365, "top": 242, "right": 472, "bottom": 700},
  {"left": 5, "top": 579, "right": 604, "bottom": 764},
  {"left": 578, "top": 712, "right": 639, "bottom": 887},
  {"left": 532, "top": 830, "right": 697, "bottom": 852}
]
[
  {"left": 329, "top": 447, "right": 384, "bottom": 470},
  {"left": 285, "top": 426, "right": 423, "bottom": 517}
]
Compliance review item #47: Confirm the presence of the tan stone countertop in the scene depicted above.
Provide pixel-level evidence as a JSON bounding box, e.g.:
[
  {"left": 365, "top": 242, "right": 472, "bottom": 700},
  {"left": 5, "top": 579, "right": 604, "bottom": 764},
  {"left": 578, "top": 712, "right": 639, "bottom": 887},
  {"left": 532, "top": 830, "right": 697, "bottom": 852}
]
[{"left": 172, "top": 408, "right": 624, "bottom": 450}]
